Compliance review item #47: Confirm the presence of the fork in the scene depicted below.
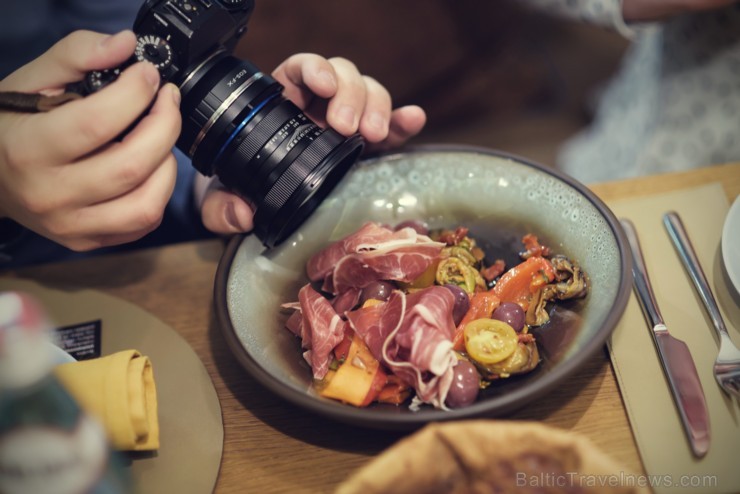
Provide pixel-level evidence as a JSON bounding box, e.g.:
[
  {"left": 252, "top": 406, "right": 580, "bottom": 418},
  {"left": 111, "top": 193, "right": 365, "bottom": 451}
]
[{"left": 664, "top": 211, "right": 740, "bottom": 400}]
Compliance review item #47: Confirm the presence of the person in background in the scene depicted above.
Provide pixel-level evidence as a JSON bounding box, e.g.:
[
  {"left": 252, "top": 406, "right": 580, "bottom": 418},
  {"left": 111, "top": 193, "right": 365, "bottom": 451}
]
[
  {"left": 521, "top": 0, "right": 740, "bottom": 183},
  {"left": 0, "top": 1, "right": 427, "bottom": 268}
]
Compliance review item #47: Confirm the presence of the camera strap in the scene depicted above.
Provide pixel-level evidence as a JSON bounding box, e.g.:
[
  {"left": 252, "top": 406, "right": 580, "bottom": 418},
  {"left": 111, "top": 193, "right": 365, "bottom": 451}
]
[{"left": 0, "top": 91, "right": 82, "bottom": 113}]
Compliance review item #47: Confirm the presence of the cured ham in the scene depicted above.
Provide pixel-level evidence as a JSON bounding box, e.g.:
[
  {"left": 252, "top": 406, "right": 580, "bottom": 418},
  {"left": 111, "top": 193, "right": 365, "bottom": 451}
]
[
  {"left": 306, "top": 222, "right": 444, "bottom": 295},
  {"left": 294, "top": 284, "right": 347, "bottom": 380},
  {"left": 346, "top": 286, "right": 458, "bottom": 408},
  {"left": 330, "top": 243, "right": 443, "bottom": 294},
  {"left": 306, "top": 222, "right": 398, "bottom": 282},
  {"left": 330, "top": 287, "right": 361, "bottom": 317}
]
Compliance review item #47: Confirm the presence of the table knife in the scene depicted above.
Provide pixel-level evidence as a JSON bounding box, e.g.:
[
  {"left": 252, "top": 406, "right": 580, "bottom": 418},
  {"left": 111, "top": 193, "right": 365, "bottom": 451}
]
[{"left": 620, "top": 219, "right": 710, "bottom": 458}]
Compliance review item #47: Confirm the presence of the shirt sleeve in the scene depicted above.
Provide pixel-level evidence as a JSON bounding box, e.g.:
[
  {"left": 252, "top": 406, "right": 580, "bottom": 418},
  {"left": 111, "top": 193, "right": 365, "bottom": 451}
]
[
  {"left": 0, "top": 0, "right": 140, "bottom": 79},
  {"left": 56, "top": 0, "right": 141, "bottom": 35}
]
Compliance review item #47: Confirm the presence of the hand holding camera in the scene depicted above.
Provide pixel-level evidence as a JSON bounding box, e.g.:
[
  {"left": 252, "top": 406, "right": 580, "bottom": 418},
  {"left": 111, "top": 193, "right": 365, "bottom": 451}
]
[
  {"left": 0, "top": 0, "right": 426, "bottom": 253},
  {"left": 0, "top": 30, "right": 181, "bottom": 252}
]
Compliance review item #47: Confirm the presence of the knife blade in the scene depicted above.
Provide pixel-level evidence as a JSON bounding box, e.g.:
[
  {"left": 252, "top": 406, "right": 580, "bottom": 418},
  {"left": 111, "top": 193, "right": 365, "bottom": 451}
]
[{"left": 620, "top": 218, "right": 710, "bottom": 458}]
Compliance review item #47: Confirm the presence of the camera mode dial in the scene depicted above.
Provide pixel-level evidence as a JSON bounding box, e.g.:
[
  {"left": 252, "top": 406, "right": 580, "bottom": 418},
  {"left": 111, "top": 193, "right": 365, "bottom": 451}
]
[
  {"left": 135, "top": 35, "right": 174, "bottom": 71},
  {"left": 219, "top": 0, "right": 249, "bottom": 8},
  {"left": 83, "top": 67, "right": 123, "bottom": 93}
]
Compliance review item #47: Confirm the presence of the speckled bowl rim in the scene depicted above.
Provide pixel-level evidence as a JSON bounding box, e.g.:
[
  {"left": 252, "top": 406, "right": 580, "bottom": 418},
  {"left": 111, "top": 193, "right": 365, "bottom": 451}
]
[{"left": 214, "top": 144, "right": 633, "bottom": 430}]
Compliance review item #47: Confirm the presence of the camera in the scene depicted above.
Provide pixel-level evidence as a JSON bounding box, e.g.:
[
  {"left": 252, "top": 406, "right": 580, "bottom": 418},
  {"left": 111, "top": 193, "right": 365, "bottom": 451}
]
[{"left": 71, "top": 0, "right": 364, "bottom": 247}]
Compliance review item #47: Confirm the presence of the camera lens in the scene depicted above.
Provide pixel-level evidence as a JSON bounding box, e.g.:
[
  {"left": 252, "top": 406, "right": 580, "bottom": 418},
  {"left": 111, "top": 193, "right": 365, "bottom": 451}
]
[{"left": 176, "top": 52, "right": 364, "bottom": 248}]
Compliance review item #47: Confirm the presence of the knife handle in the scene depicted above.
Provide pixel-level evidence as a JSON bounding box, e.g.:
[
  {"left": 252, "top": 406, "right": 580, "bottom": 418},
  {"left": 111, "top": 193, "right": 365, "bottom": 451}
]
[{"left": 620, "top": 219, "right": 665, "bottom": 329}]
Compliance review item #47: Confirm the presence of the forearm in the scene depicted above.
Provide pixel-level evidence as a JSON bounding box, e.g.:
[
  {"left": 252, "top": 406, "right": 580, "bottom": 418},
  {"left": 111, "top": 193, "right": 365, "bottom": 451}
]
[
  {"left": 517, "top": 0, "right": 632, "bottom": 35},
  {"left": 621, "top": 0, "right": 738, "bottom": 21},
  {"left": 521, "top": 0, "right": 738, "bottom": 26}
]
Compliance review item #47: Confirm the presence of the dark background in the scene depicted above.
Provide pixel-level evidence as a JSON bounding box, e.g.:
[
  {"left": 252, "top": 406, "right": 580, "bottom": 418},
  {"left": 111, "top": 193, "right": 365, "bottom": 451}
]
[{"left": 234, "top": 0, "right": 628, "bottom": 167}]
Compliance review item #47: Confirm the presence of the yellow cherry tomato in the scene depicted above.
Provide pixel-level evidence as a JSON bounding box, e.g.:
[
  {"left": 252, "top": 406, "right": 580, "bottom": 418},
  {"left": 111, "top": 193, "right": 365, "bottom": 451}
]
[{"left": 463, "top": 318, "right": 518, "bottom": 365}]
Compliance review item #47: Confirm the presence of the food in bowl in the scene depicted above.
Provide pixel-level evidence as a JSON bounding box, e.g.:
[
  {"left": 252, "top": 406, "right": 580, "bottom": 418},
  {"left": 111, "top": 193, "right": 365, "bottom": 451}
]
[
  {"left": 281, "top": 220, "right": 588, "bottom": 410},
  {"left": 217, "top": 147, "right": 631, "bottom": 429}
]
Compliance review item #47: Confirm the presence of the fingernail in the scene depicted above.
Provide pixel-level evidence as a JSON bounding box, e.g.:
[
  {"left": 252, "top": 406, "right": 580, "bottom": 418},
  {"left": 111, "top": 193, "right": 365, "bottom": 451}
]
[
  {"left": 141, "top": 63, "right": 160, "bottom": 91},
  {"left": 99, "top": 34, "right": 113, "bottom": 47},
  {"left": 225, "top": 202, "right": 240, "bottom": 231},
  {"left": 99, "top": 30, "right": 128, "bottom": 47},
  {"left": 336, "top": 105, "right": 357, "bottom": 129},
  {"left": 367, "top": 111, "right": 387, "bottom": 131},
  {"left": 225, "top": 202, "right": 249, "bottom": 232},
  {"left": 170, "top": 84, "right": 181, "bottom": 106},
  {"left": 318, "top": 70, "right": 337, "bottom": 91}
]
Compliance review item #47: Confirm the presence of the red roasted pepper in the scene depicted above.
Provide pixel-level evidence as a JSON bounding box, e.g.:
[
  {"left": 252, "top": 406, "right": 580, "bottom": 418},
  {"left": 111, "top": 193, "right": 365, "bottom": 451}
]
[{"left": 492, "top": 256, "right": 555, "bottom": 310}]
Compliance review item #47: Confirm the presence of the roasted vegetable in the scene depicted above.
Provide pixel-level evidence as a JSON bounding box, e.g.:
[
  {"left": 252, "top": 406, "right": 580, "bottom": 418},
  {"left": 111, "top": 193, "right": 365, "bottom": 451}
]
[
  {"left": 526, "top": 256, "right": 588, "bottom": 326},
  {"left": 475, "top": 336, "right": 540, "bottom": 379},
  {"left": 519, "top": 233, "right": 551, "bottom": 259},
  {"left": 453, "top": 291, "right": 501, "bottom": 351},
  {"left": 463, "top": 318, "right": 519, "bottom": 365},
  {"left": 321, "top": 335, "right": 387, "bottom": 407},
  {"left": 436, "top": 257, "right": 485, "bottom": 294},
  {"left": 435, "top": 242, "right": 487, "bottom": 294},
  {"left": 493, "top": 256, "right": 556, "bottom": 310}
]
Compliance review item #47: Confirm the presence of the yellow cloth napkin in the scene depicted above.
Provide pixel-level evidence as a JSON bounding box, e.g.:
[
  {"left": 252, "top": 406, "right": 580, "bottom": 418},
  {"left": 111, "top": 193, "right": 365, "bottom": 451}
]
[{"left": 54, "top": 349, "right": 160, "bottom": 451}]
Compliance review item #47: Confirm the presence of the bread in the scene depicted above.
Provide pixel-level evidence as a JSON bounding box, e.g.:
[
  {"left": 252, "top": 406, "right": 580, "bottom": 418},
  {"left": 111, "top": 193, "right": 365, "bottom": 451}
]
[{"left": 336, "top": 420, "right": 648, "bottom": 494}]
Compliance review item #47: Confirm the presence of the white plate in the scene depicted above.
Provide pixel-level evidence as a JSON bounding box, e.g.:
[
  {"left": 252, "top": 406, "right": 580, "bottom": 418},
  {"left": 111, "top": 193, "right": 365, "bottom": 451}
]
[
  {"left": 721, "top": 196, "right": 740, "bottom": 299},
  {"left": 1, "top": 279, "right": 224, "bottom": 494},
  {"left": 48, "top": 341, "right": 76, "bottom": 365}
]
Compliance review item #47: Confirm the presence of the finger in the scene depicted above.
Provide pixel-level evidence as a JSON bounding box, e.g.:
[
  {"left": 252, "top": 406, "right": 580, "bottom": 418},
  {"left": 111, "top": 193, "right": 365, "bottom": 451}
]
[
  {"left": 63, "top": 230, "right": 157, "bottom": 252},
  {"left": 356, "top": 76, "right": 392, "bottom": 143},
  {"left": 200, "top": 188, "right": 255, "bottom": 234},
  {"left": 48, "top": 151, "right": 177, "bottom": 244},
  {"left": 272, "top": 53, "right": 338, "bottom": 109},
  {"left": 61, "top": 83, "right": 182, "bottom": 206},
  {"left": 24, "top": 61, "right": 161, "bottom": 165},
  {"left": 0, "top": 30, "right": 137, "bottom": 92},
  {"left": 324, "top": 57, "right": 366, "bottom": 136},
  {"left": 366, "top": 105, "right": 427, "bottom": 152}
]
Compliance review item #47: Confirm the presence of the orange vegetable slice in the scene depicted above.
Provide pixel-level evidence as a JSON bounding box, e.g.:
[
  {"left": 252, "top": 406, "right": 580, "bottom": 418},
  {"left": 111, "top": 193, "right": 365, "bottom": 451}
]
[
  {"left": 452, "top": 291, "right": 500, "bottom": 351},
  {"left": 492, "top": 256, "right": 555, "bottom": 310},
  {"left": 321, "top": 334, "right": 387, "bottom": 407}
]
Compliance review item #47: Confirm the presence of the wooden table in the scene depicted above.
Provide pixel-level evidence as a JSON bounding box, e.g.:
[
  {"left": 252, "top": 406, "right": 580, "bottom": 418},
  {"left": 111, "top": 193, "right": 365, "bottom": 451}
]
[{"left": 5, "top": 163, "right": 739, "bottom": 493}]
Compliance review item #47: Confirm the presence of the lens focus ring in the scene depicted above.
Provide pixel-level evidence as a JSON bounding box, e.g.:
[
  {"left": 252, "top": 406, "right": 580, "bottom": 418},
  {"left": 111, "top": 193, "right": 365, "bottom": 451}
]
[
  {"left": 254, "top": 130, "right": 343, "bottom": 227},
  {"left": 230, "top": 99, "right": 300, "bottom": 166}
]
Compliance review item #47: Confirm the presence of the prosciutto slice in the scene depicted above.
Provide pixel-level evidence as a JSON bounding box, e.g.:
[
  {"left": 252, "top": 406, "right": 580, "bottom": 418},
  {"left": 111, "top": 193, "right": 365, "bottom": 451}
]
[
  {"left": 346, "top": 286, "right": 458, "bottom": 408},
  {"left": 330, "top": 243, "right": 443, "bottom": 295},
  {"left": 293, "top": 284, "right": 347, "bottom": 380},
  {"left": 284, "top": 222, "right": 455, "bottom": 408},
  {"left": 307, "top": 222, "right": 401, "bottom": 281},
  {"left": 306, "top": 222, "right": 444, "bottom": 295}
]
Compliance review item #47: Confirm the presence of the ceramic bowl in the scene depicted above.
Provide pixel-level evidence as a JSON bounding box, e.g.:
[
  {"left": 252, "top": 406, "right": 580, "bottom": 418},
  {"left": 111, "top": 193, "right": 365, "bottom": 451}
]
[{"left": 214, "top": 145, "right": 632, "bottom": 429}]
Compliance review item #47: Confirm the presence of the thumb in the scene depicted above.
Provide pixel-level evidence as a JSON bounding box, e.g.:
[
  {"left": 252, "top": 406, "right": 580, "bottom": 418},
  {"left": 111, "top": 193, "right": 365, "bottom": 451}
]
[
  {"left": 200, "top": 184, "right": 255, "bottom": 234},
  {"left": 1, "top": 30, "right": 137, "bottom": 92}
]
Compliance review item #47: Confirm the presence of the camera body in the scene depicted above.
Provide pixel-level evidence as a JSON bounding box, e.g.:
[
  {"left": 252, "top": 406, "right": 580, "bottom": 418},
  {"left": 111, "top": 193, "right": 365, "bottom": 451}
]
[
  {"left": 132, "top": 0, "right": 254, "bottom": 84},
  {"left": 77, "top": 0, "right": 254, "bottom": 98},
  {"left": 74, "top": 0, "right": 364, "bottom": 248}
]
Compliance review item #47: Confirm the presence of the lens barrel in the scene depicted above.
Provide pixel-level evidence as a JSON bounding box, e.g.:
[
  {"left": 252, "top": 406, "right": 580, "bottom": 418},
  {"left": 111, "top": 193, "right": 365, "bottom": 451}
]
[{"left": 177, "top": 53, "right": 364, "bottom": 247}]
